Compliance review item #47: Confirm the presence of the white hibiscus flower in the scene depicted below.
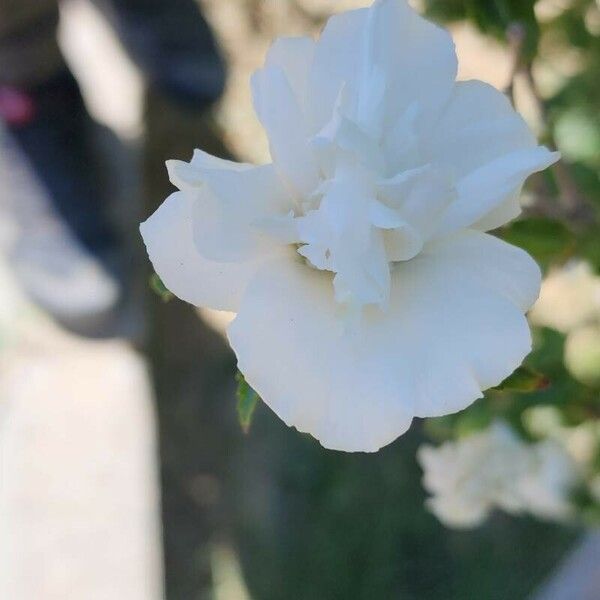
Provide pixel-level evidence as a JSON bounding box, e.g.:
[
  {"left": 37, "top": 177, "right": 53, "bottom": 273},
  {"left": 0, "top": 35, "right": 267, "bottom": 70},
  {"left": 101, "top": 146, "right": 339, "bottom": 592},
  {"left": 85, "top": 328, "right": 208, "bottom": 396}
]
[
  {"left": 518, "top": 439, "right": 577, "bottom": 521},
  {"left": 418, "top": 422, "right": 533, "bottom": 528},
  {"left": 140, "top": 0, "right": 559, "bottom": 452},
  {"left": 418, "top": 422, "right": 577, "bottom": 528}
]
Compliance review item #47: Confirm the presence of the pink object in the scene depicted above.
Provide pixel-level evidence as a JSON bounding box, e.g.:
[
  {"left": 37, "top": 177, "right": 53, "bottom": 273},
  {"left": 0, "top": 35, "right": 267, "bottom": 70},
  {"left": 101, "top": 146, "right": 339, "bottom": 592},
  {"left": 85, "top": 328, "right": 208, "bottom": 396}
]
[{"left": 0, "top": 87, "right": 36, "bottom": 126}]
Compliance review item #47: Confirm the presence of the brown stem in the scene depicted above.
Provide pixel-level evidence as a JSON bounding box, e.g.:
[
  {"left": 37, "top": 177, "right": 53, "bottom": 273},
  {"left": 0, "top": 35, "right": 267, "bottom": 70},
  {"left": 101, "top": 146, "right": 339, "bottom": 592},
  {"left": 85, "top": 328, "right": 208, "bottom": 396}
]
[
  {"left": 521, "top": 65, "right": 596, "bottom": 228},
  {"left": 504, "top": 23, "right": 526, "bottom": 105},
  {"left": 502, "top": 22, "right": 596, "bottom": 228}
]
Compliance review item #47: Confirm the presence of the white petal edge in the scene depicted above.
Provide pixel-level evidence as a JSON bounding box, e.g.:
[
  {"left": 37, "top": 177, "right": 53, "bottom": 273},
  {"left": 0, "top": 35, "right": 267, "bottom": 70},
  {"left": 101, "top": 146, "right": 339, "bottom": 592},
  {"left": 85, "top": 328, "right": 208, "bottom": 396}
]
[
  {"left": 309, "top": 0, "right": 457, "bottom": 140},
  {"left": 436, "top": 146, "right": 560, "bottom": 235},
  {"left": 227, "top": 230, "right": 539, "bottom": 452},
  {"left": 166, "top": 154, "right": 294, "bottom": 264},
  {"left": 263, "top": 36, "right": 316, "bottom": 109},
  {"left": 426, "top": 80, "right": 538, "bottom": 179},
  {"left": 251, "top": 65, "right": 320, "bottom": 198},
  {"left": 140, "top": 192, "right": 271, "bottom": 312}
]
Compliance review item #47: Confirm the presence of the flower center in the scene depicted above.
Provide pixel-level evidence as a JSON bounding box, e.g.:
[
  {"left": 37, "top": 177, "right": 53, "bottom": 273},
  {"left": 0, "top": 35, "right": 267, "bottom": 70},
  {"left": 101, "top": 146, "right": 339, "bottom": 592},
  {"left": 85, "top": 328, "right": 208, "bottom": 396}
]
[{"left": 262, "top": 102, "right": 455, "bottom": 314}]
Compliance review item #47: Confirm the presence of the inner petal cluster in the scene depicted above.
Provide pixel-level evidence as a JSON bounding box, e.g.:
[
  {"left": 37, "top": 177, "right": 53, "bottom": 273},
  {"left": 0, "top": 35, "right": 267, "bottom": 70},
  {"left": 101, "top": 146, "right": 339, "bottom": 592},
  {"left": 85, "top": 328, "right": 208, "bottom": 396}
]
[{"left": 259, "top": 101, "right": 456, "bottom": 313}]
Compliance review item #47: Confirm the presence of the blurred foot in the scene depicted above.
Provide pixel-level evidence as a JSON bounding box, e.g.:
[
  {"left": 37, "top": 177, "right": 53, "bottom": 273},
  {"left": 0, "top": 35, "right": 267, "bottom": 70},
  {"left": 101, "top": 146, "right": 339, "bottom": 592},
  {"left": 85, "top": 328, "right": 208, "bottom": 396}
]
[
  {"left": 0, "top": 77, "right": 134, "bottom": 339},
  {"left": 11, "top": 227, "right": 121, "bottom": 335}
]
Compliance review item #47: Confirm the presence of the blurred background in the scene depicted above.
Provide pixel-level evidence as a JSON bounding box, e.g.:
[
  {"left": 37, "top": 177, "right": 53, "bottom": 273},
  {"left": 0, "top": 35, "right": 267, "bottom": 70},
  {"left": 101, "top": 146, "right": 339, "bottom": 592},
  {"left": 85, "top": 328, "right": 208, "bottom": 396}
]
[{"left": 0, "top": 0, "right": 599, "bottom": 598}]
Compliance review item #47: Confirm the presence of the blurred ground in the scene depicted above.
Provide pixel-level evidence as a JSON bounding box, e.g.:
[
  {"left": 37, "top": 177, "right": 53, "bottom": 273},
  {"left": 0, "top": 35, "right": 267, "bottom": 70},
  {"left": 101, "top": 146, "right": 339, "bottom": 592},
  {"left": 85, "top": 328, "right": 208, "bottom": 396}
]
[{"left": 0, "top": 252, "right": 164, "bottom": 599}]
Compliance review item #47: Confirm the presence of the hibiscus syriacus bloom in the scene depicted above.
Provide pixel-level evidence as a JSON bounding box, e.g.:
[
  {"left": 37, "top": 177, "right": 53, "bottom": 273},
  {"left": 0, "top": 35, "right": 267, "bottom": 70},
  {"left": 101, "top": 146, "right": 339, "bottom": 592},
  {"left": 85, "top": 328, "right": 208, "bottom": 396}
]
[
  {"left": 418, "top": 422, "right": 576, "bottom": 528},
  {"left": 141, "top": 0, "right": 559, "bottom": 452},
  {"left": 418, "top": 422, "right": 532, "bottom": 528}
]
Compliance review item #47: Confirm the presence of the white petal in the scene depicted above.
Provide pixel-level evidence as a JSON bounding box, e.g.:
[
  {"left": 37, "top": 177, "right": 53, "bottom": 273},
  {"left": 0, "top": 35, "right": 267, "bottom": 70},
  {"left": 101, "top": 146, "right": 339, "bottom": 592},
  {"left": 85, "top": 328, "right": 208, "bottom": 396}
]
[
  {"left": 437, "top": 146, "right": 560, "bottom": 235},
  {"left": 309, "top": 0, "right": 457, "bottom": 136},
  {"left": 297, "top": 180, "right": 391, "bottom": 309},
  {"left": 253, "top": 211, "right": 300, "bottom": 245},
  {"left": 313, "top": 107, "right": 385, "bottom": 174},
  {"left": 471, "top": 190, "right": 522, "bottom": 232},
  {"left": 166, "top": 151, "right": 253, "bottom": 191},
  {"left": 372, "top": 0, "right": 458, "bottom": 127},
  {"left": 426, "top": 80, "right": 560, "bottom": 232},
  {"left": 426, "top": 80, "right": 537, "bottom": 178},
  {"left": 228, "top": 258, "right": 413, "bottom": 453},
  {"left": 333, "top": 228, "right": 390, "bottom": 308},
  {"left": 378, "top": 165, "right": 456, "bottom": 240},
  {"left": 263, "top": 37, "right": 316, "bottom": 108},
  {"left": 251, "top": 65, "right": 320, "bottom": 197},
  {"left": 424, "top": 230, "right": 542, "bottom": 313},
  {"left": 383, "top": 227, "right": 423, "bottom": 262},
  {"left": 369, "top": 199, "right": 406, "bottom": 229},
  {"left": 166, "top": 151, "right": 293, "bottom": 263},
  {"left": 188, "top": 159, "right": 293, "bottom": 263},
  {"left": 306, "top": 6, "right": 366, "bottom": 134},
  {"left": 228, "top": 231, "right": 538, "bottom": 452},
  {"left": 140, "top": 192, "right": 266, "bottom": 311},
  {"left": 383, "top": 102, "right": 421, "bottom": 174}
]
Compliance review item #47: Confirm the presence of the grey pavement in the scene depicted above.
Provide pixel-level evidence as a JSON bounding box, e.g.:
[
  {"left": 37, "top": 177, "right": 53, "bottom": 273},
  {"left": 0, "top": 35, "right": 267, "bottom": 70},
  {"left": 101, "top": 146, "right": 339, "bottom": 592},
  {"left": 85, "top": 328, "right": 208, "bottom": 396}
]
[{"left": 0, "top": 255, "right": 164, "bottom": 599}]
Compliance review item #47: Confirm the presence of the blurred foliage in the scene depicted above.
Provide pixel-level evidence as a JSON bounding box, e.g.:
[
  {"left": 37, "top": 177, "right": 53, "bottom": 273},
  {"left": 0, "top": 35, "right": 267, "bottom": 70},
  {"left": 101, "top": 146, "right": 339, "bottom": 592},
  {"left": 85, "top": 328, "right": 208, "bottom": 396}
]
[
  {"left": 500, "top": 218, "right": 574, "bottom": 271},
  {"left": 425, "top": 0, "right": 540, "bottom": 58},
  {"left": 494, "top": 365, "right": 550, "bottom": 393},
  {"left": 233, "top": 416, "right": 577, "bottom": 600},
  {"left": 204, "top": 2, "right": 600, "bottom": 599},
  {"left": 411, "top": 2, "right": 600, "bottom": 560}
]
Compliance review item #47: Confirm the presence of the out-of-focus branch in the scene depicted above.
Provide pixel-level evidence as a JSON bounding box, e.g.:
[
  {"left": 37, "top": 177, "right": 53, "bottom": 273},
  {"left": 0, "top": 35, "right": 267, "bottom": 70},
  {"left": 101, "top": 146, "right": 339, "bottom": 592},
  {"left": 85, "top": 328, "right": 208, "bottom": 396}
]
[
  {"left": 505, "top": 22, "right": 596, "bottom": 229},
  {"left": 505, "top": 23, "right": 526, "bottom": 105},
  {"left": 521, "top": 65, "right": 596, "bottom": 228}
]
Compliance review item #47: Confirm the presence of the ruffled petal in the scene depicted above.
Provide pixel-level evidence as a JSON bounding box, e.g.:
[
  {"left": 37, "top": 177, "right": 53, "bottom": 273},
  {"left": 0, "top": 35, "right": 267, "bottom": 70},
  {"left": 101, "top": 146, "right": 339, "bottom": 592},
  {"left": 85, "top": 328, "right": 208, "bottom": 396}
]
[
  {"left": 309, "top": 0, "right": 457, "bottom": 139},
  {"left": 167, "top": 150, "right": 251, "bottom": 190},
  {"left": 377, "top": 165, "right": 456, "bottom": 240},
  {"left": 228, "top": 230, "right": 539, "bottom": 452},
  {"left": 140, "top": 192, "right": 268, "bottom": 311},
  {"left": 168, "top": 153, "right": 294, "bottom": 263},
  {"left": 471, "top": 191, "right": 521, "bottom": 232},
  {"left": 423, "top": 231, "right": 541, "bottom": 313},
  {"left": 424, "top": 80, "right": 560, "bottom": 232},
  {"left": 436, "top": 146, "right": 560, "bottom": 235},
  {"left": 251, "top": 65, "right": 320, "bottom": 197},
  {"left": 383, "top": 226, "right": 423, "bottom": 262},
  {"left": 228, "top": 257, "right": 413, "bottom": 452},
  {"left": 427, "top": 80, "right": 536, "bottom": 178},
  {"left": 263, "top": 37, "right": 316, "bottom": 108},
  {"left": 306, "top": 6, "right": 366, "bottom": 135}
]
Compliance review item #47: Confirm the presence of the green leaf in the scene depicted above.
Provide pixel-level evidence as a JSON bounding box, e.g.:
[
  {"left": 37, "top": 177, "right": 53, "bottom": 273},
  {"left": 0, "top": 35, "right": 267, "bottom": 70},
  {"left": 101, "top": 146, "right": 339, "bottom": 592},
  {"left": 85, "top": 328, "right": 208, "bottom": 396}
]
[
  {"left": 578, "top": 232, "right": 600, "bottom": 273},
  {"left": 454, "top": 404, "right": 494, "bottom": 438},
  {"left": 236, "top": 372, "right": 260, "bottom": 433},
  {"left": 149, "top": 273, "right": 174, "bottom": 303},
  {"left": 493, "top": 365, "right": 550, "bottom": 393},
  {"left": 423, "top": 0, "right": 468, "bottom": 22},
  {"left": 500, "top": 218, "right": 575, "bottom": 270}
]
